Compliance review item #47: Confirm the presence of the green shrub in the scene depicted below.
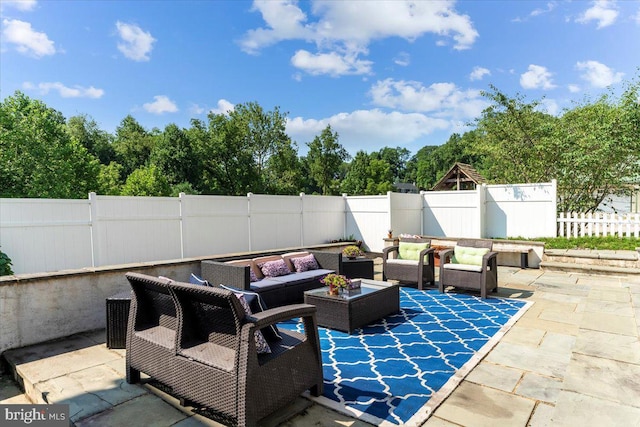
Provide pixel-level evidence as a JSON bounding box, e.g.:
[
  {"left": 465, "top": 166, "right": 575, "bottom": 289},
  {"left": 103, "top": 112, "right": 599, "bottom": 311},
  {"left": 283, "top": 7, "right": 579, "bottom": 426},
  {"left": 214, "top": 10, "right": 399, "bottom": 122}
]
[
  {"left": 0, "top": 248, "right": 13, "bottom": 276},
  {"left": 516, "top": 236, "right": 640, "bottom": 251}
]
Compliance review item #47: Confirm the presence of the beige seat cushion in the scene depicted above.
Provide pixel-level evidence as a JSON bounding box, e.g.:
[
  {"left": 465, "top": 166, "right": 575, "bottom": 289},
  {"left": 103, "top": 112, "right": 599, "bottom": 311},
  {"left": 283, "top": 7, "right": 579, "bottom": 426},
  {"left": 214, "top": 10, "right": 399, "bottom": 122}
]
[{"left": 442, "top": 263, "right": 483, "bottom": 272}]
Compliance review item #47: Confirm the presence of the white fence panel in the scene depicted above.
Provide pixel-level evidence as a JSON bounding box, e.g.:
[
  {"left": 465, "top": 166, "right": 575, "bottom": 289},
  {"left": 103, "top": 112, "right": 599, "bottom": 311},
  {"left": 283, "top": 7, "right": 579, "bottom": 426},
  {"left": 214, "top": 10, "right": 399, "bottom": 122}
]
[
  {"left": 302, "top": 195, "right": 345, "bottom": 246},
  {"left": 92, "top": 196, "right": 182, "bottom": 266},
  {"left": 249, "top": 194, "right": 302, "bottom": 251},
  {"left": 345, "top": 195, "right": 389, "bottom": 253},
  {"left": 181, "top": 194, "right": 249, "bottom": 257},
  {"left": 389, "top": 192, "right": 423, "bottom": 236},
  {"left": 485, "top": 183, "right": 557, "bottom": 238},
  {"left": 0, "top": 198, "right": 92, "bottom": 274},
  {"left": 422, "top": 190, "right": 481, "bottom": 238},
  {"left": 558, "top": 212, "right": 640, "bottom": 238}
]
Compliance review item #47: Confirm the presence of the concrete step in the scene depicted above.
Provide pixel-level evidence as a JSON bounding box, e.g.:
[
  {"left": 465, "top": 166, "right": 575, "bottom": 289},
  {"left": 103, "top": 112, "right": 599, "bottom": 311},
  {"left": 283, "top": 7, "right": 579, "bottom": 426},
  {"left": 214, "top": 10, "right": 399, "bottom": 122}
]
[{"left": 540, "top": 260, "right": 640, "bottom": 276}]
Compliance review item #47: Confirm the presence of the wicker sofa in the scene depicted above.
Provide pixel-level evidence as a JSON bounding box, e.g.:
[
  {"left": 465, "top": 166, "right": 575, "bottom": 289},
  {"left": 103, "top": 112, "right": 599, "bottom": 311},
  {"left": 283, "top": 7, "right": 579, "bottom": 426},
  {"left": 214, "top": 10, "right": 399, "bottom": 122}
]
[
  {"left": 201, "top": 250, "right": 342, "bottom": 308},
  {"left": 125, "top": 272, "right": 323, "bottom": 426}
]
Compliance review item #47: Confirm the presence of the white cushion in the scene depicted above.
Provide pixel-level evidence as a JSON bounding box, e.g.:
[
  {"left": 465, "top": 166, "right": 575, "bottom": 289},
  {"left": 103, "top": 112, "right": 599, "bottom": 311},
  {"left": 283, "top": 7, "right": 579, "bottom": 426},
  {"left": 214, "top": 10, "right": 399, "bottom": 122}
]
[
  {"left": 387, "top": 259, "right": 419, "bottom": 265},
  {"left": 443, "top": 263, "right": 483, "bottom": 272}
]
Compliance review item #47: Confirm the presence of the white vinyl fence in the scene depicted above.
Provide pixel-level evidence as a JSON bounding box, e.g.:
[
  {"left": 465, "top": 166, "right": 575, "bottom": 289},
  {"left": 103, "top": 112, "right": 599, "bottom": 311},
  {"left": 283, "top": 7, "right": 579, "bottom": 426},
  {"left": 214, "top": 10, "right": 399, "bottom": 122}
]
[
  {"left": 1, "top": 182, "right": 558, "bottom": 275},
  {"left": 557, "top": 212, "right": 640, "bottom": 238}
]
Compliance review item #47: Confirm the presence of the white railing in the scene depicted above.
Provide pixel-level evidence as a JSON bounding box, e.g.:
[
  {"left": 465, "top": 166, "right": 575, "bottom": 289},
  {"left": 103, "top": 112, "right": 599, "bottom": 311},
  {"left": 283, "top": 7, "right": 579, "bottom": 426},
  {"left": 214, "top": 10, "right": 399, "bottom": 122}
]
[{"left": 557, "top": 212, "right": 640, "bottom": 238}]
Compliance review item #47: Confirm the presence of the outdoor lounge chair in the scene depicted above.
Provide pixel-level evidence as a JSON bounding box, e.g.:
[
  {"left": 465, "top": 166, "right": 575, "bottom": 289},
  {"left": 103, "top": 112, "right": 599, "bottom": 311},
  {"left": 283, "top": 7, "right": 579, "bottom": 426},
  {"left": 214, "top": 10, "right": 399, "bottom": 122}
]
[
  {"left": 439, "top": 239, "right": 498, "bottom": 299},
  {"left": 168, "top": 280, "right": 323, "bottom": 427},
  {"left": 382, "top": 237, "right": 435, "bottom": 289},
  {"left": 125, "top": 272, "right": 178, "bottom": 387}
]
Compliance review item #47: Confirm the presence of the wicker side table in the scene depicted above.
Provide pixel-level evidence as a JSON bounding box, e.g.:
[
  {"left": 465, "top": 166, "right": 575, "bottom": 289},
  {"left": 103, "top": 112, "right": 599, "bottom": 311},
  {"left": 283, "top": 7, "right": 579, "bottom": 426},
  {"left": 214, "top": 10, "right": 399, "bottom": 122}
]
[
  {"left": 106, "top": 291, "right": 131, "bottom": 349},
  {"left": 342, "top": 257, "right": 374, "bottom": 279}
]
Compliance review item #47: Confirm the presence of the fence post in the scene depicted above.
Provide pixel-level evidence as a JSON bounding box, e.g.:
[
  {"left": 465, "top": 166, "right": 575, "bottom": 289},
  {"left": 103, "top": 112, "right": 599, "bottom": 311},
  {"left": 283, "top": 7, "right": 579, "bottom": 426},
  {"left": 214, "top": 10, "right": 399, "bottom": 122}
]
[
  {"left": 247, "top": 193, "right": 253, "bottom": 252},
  {"left": 88, "top": 192, "right": 99, "bottom": 268},
  {"left": 179, "top": 192, "right": 185, "bottom": 259},
  {"left": 300, "top": 193, "right": 305, "bottom": 247}
]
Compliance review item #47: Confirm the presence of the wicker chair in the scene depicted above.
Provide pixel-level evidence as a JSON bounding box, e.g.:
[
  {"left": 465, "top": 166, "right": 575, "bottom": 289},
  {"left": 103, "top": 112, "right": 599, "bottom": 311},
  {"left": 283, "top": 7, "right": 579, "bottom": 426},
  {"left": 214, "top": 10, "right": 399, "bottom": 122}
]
[
  {"left": 168, "top": 281, "right": 324, "bottom": 427},
  {"left": 382, "top": 237, "right": 435, "bottom": 290},
  {"left": 125, "top": 272, "right": 178, "bottom": 387},
  {"left": 439, "top": 239, "right": 498, "bottom": 299}
]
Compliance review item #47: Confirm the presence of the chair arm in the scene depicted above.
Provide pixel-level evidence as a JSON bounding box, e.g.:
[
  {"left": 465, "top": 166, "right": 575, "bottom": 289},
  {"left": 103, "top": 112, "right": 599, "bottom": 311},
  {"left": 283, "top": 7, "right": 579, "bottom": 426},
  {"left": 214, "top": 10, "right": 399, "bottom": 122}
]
[
  {"left": 201, "top": 260, "right": 251, "bottom": 291},
  {"left": 309, "top": 250, "right": 342, "bottom": 273},
  {"left": 418, "top": 247, "right": 435, "bottom": 265},
  {"left": 248, "top": 303, "right": 317, "bottom": 329},
  {"left": 439, "top": 248, "right": 454, "bottom": 264},
  {"left": 482, "top": 251, "right": 498, "bottom": 268},
  {"left": 382, "top": 245, "right": 399, "bottom": 261}
]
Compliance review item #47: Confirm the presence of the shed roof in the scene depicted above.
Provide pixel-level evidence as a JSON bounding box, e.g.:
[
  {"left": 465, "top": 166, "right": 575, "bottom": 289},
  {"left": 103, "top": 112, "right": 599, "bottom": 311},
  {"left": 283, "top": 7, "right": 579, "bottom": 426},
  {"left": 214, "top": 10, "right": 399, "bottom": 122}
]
[{"left": 431, "top": 162, "right": 486, "bottom": 191}]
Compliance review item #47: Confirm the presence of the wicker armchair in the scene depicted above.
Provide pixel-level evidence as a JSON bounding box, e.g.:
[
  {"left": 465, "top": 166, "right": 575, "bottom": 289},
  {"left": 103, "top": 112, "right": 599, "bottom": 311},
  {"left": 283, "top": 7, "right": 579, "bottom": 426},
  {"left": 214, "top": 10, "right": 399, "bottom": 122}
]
[
  {"left": 439, "top": 239, "right": 498, "bottom": 299},
  {"left": 168, "top": 281, "right": 324, "bottom": 427},
  {"left": 382, "top": 237, "right": 435, "bottom": 290},
  {"left": 125, "top": 273, "right": 178, "bottom": 387}
]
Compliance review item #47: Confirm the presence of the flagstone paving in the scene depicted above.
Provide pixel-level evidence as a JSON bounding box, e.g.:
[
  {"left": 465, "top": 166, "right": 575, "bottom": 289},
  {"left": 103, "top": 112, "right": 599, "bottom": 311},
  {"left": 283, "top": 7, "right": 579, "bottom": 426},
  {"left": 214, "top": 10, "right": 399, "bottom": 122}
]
[{"left": 1, "top": 259, "right": 639, "bottom": 427}]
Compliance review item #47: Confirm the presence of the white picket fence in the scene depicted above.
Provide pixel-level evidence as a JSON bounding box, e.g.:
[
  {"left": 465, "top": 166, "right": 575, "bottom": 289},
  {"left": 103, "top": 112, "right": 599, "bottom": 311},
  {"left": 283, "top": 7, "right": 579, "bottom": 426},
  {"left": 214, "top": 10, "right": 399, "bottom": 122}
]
[{"left": 557, "top": 212, "right": 640, "bottom": 238}]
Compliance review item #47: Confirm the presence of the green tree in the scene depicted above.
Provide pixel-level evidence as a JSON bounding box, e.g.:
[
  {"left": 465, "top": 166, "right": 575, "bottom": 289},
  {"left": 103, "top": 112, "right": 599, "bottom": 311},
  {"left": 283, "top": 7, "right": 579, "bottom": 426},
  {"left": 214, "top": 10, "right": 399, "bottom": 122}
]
[
  {"left": 474, "top": 78, "right": 640, "bottom": 212},
  {"left": 341, "top": 151, "right": 395, "bottom": 195},
  {"left": 97, "top": 162, "right": 124, "bottom": 195},
  {"left": 411, "top": 132, "right": 484, "bottom": 190},
  {"left": 113, "top": 115, "right": 155, "bottom": 177},
  {"left": 67, "top": 114, "right": 115, "bottom": 165},
  {"left": 0, "top": 91, "right": 99, "bottom": 198},
  {"left": 150, "top": 123, "right": 199, "bottom": 187},
  {"left": 306, "top": 125, "right": 350, "bottom": 195},
  {"left": 374, "top": 147, "right": 411, "bottom": 183},
  {"left": 195, "top": 114, "right": 260, "bottom": 195},
  {"left": 121, "top": 165, "right": 171, "bottom": 196}
]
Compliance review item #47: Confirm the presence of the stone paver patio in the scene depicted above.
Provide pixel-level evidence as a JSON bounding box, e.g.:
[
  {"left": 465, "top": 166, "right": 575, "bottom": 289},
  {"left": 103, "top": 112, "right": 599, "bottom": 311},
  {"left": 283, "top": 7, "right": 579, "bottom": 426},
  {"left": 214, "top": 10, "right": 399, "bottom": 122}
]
[{"left": 2, "top": 259, "right": 639, "bottom": 426}]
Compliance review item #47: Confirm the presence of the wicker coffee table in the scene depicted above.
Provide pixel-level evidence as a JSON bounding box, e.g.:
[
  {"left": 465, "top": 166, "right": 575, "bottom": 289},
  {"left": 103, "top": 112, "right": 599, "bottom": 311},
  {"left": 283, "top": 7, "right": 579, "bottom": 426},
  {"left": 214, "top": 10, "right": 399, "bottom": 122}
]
[{"left": 304, "top": 279, "right": 400, "bottom": 333}]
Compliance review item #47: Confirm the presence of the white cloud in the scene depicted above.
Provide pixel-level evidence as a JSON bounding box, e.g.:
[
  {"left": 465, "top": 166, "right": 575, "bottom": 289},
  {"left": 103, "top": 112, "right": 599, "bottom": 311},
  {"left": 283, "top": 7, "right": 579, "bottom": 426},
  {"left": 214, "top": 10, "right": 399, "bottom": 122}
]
[
  {"left": 369, "top": 78, "right": 488, "bottom": 120},
  {"left": 143, "top": 95, "right": 178, "bottom": 114},
  {"left": 470, "top": 66, "right": 490, "bottom": 81},
  {"left": 287, "top": 109, "right": 450, "bottom": 151},
  {"left": 209, "top": 99, "right": 235, "bottom": 115},
  {"left": 393, "top": 52, "right": 410, "bottom": 67},
  {"left": 116, "top": 21, "right": 155, "bottom": 61},
  {"left": 240, "top": 1, "right": 478, "bottom": 76},
  {"left": 1, "top": 0, "right": 37, "bottom": 11},
  {"left": 576, "top": 60, "right": 624, "bottom": 87},
  {"left": 538, "top": 98, "right": 560, "bottom": 116},
  {"left": 1, "top": 19, "right": 55, "bottom": 57},
  {"left": 520, "top": 65, "right": 556, "bottom": 89},
  {"left": 530, "top": 2, "right": 556, "bottom": 17},
  {"left": 576, "top": 0, "right": 618, "bottom": 29},
  {"left": 23, "top": 81, "right": 104, "bottom": 98},
  {"left": 634, "top": 7, "right": 640, "bottom": 24},
  {"left": 291, "top": 49, "right": 372, "bottom": 76},
  {"left": 568, "top": 84, "right": 581, "bottom": 93}
]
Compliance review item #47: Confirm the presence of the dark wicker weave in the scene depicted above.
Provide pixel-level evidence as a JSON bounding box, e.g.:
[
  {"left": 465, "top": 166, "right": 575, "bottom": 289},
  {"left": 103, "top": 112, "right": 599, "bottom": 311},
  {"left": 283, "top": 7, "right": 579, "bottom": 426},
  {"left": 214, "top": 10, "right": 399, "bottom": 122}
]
[
  {"left": 106, "top": 291, "right": 132, "bottom": 349},
  {"left": 168, "top": 281, "right": 323, "bottom": 427},
  {"left": 125, "top": 273, "right": 178, "bottom": 387},
  {"left": 304, "top": 280, "right": 400, "bottom": 333},
  {"left": 342, "top": 257, "right": 374, "bottom": 279},
  {"left": 201, "top": 250, "right": 343, "bottom": 308},
  {"left": 382, "top": 237, "right": 435, "bottom": 289},
  {"left": 439, "top": 239, "right": 498, "bottom": 299}
]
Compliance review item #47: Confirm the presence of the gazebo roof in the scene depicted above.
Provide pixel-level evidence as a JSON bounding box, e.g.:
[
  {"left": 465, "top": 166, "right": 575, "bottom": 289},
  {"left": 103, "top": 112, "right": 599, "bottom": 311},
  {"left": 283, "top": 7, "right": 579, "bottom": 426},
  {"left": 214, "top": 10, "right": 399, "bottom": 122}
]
[{"left": 431, "top": 162, "right": 486, "bottom": 191}]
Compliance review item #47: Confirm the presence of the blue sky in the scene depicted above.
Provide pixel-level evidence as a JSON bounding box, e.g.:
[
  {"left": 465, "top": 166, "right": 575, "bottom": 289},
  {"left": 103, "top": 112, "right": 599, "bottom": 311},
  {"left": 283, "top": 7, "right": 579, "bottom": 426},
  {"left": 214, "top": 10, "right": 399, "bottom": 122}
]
[{"left": 1, "top": 0, "right": 639, "bottom": 156}]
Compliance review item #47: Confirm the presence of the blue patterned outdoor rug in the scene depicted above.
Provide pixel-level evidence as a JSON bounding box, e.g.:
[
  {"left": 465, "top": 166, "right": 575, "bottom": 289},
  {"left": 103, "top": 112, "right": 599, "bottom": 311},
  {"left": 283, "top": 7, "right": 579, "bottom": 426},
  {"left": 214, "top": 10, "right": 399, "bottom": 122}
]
[{"left": 279, "top": 288, "right": 531, "bottom": 426}]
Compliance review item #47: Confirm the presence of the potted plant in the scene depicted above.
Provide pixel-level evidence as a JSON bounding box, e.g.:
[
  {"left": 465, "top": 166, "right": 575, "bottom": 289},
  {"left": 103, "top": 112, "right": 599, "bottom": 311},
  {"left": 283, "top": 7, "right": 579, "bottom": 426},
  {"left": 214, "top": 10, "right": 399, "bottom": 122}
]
[
  {"left": 321, "top": 273, "right": 351, "bottom": 295},
  {"left": 342, "top": 245, "right": 364, "bottom": 260},
  {"left": 387, "top": 229, "right": 393, "bottom": 238}
]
